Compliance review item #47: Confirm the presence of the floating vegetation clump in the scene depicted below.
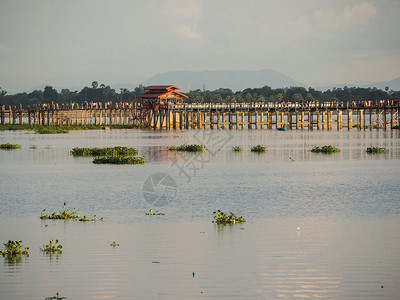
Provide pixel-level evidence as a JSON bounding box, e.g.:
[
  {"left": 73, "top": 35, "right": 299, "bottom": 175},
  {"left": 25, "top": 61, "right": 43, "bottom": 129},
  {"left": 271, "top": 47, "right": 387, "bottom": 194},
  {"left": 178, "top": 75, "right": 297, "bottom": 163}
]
[
  {"left": 71, "top": 146, "right": 138, "bottom": 157},
  {"left": 0, "top": 240, "right": 29, "bottom": 256},
  {"left": 40, "top": 202, "right": 102, "bottom": 221},
  {"left": 232, "top": 146, "right": 243, "bottom": 152},
  {"left": 78, "top": 214, "right": 103, "bottom": 221},
  {"left": 167, "top": 144, "right": 205, "bottom": 152},
  {"left": 212, "top": 210, "right": 246, "bottom": 224},
  {"left": 145, "top": 209, "right": 165, "bottom": 216},
  {"left": 71, "top": 146, "right": 144, "bottom": 165},
  {"left": 251, "top": 145, "right": 267, "bottom": 153},
  {"left": 41, "top": 239, "right": 62, "bottom": 254},
  {"left": 110, "top": 242, "right": 120, "bottom": 247},
  {"left": 71, "top": 146, "right": 146, "bottom": 165},
  {"left": 45, "top": 292, "right": 67, "bottom": 300},
  {"left": 311, "top": 145, "right": 340, "bottom": 154},
  {"left": 93, "top": 155, "right": 145, "bottom": 164},
  {"left": 0, "top": 143, "right": 21, "bottom": 149},
  {"left": 366, "top": 147, "right": 387, "bottom": 154}
]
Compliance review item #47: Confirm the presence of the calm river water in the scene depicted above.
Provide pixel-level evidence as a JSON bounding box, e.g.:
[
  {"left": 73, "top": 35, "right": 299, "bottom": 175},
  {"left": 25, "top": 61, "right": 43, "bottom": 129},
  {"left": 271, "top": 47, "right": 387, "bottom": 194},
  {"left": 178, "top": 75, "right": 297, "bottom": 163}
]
[{"left": 0, "top": 128, "right": 399, "bottom": 299}]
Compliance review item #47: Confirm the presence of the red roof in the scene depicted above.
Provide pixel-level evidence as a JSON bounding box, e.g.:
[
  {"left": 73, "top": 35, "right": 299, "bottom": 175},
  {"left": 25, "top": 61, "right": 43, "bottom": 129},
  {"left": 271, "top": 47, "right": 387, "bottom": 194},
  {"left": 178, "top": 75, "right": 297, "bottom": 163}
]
[
  {"left": 145, "top": 85, "right": 180, "bottom": 91},
  {"left": 138, "top": 85, "right": 188, "bottom": 99}
]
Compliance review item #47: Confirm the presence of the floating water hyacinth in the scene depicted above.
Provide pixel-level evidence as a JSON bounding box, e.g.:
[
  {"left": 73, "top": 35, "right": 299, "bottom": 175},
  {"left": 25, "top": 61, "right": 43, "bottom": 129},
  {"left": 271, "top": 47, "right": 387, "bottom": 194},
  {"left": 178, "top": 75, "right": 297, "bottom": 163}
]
[
  {"left": 212, "top": 210, "right": 246, "bottom": 224},
  {"left": 310, "top": 145, "right": 340, "bottom": 154},
  {"left": 366, "top": 146, "right": 387, "bottom": 154},
  {"left": 167, "top": 144, "right": 205, "bottom": 152},
  {"left": 0, "top": 143, "right": 21, "bottom": 149},
  {"left": 250, "top": 145, "right": 267, "bottom": 153}
]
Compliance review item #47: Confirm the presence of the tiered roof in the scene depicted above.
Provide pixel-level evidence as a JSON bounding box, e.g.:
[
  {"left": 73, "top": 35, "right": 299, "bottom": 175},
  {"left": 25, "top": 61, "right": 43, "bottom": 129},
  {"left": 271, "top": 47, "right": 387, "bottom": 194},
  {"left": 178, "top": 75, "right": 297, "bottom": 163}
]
[{"left": 138, "top": 85, "right": 188, "bottom": 100}]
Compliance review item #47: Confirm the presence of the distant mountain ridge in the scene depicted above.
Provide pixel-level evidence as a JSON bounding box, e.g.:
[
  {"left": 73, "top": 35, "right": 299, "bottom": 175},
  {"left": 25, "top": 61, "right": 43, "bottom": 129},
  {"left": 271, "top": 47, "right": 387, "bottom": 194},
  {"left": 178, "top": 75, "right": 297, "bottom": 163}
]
[
  {"left": 17, "top": 70, "right": 400, "bottom": 95},
  {"left": 142, "top": 69, "right": 305, "bottom": 92},
  {"left": 363, "top": 77, "right": 400, "bottom": 91}
]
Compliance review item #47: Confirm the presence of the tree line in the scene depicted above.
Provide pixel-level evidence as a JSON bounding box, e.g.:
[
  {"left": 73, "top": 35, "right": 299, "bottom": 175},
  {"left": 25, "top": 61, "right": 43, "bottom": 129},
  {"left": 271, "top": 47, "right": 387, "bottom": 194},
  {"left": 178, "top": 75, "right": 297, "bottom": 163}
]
[{"left": 1, "top": 81, "right": 399, "bottom": 108}]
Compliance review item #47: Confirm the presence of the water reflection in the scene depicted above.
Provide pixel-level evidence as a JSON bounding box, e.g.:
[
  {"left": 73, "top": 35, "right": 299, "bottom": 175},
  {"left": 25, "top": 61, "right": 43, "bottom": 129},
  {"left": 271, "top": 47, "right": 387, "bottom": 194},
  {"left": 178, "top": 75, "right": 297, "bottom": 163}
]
[{"left": 1, "top": 129, "right": 400, "bottom": 299}]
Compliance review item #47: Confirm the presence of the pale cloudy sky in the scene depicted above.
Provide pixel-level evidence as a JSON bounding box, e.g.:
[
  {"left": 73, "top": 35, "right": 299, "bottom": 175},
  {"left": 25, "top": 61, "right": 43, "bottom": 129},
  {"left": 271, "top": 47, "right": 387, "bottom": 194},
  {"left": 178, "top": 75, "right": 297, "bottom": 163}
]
[{"left": 0, "top": 0, "right": 399, "bottom": 92}]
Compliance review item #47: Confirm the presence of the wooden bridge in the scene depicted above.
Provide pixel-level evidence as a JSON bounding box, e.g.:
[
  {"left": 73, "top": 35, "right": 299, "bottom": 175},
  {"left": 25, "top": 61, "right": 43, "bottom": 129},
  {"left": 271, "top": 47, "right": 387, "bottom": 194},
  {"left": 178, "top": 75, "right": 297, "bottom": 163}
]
[{"left": 1, "top": 100, "right": 399, "bottom": 130}]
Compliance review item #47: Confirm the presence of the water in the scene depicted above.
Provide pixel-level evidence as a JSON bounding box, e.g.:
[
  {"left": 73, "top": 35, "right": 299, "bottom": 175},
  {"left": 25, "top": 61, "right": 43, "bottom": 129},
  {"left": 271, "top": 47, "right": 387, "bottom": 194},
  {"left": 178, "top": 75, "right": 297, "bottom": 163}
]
[{"left": 0, "top": 129, "right": 399, "bottom": 299}]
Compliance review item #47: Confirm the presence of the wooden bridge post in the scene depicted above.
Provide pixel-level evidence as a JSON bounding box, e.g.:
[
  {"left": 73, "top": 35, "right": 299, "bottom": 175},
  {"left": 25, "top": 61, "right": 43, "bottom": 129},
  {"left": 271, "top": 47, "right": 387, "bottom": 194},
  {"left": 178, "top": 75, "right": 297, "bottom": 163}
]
[
  {"left": 337, "top": 110, "right": 342, "bottom": 131},
  {"left": 18, "top": 104, "right": 23, "bottom": 124},
  {"left": 348, "top": 110, "right": 353, "bottom": 131},
  {"left": 328, "top": 111, "right": 333, "bottom": 130},
  {"left": 0, "top": 105, "right": 5, "bottom": 125},
  {"left": 383, "top": 107, "right": 387, "bottom": 130},
  {"left": 359, "top": 110, "right": 364, "bottom": 130},
  {"left": 248, "top": 111, "right": 252, "bottom": 129}
]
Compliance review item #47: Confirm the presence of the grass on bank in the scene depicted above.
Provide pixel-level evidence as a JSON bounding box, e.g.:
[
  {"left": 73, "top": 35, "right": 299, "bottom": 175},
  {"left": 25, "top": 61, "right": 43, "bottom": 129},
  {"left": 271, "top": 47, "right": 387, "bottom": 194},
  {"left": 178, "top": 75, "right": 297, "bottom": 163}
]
[{"left": 0, "top": 124, "right": 141, "bottom": 134}]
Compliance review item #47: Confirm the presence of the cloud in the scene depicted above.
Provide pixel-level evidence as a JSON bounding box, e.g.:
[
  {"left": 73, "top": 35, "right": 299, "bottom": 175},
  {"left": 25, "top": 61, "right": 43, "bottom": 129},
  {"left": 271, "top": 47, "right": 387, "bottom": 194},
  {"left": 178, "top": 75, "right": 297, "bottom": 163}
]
[
  {"left": 0, "top": 44, "right": 12, "bottom": 53},
  {"left": 313, "top": 2, "right": 377, "bottom": 33},
  {"left": 164, "top": 1, "right": 204, "bottom": 44},
  {"left": 179, "top": 24, "right": 202, "bottom": 41},
  {"left": 166, "top": 0, "right": 203, "bottom": 19}
]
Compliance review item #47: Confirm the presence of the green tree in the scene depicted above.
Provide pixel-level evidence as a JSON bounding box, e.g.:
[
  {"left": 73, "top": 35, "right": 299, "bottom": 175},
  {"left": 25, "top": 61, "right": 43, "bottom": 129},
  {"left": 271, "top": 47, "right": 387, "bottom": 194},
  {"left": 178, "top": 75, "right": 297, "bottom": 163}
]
[
  {"left": 92, "top": 81, "right": 98, "bottom": 89},
  {"left": 43, "top": 86, "right": 60, "bottom": 103}
]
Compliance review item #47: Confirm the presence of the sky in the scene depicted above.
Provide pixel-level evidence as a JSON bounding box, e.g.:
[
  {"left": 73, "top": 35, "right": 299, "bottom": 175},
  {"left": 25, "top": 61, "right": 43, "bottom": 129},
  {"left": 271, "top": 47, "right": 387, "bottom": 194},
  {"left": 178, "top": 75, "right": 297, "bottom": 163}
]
[{"left": 0, "top": 0, "right": 399, "bottom": 93}]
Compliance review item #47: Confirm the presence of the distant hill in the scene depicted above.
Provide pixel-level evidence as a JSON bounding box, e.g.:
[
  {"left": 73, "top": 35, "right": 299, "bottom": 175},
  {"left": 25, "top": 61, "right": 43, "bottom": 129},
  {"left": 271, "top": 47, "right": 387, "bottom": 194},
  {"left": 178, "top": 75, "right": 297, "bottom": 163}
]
[
  {"left": 142, "top": 69, "right": 304, "bottom": 92},
  {"left": 363, "top": 77, "right": 400, "bottom": 91}
]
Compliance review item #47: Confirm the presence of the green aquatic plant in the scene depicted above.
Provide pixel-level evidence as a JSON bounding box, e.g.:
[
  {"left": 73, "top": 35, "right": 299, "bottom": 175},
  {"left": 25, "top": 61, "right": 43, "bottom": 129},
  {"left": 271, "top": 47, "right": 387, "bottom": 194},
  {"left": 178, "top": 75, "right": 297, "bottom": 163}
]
[
  {"left": 92, "top": 155, "right": 145, "bottom": 164},
  {"left": 366, "top": 147, "right": 387, "bottom": 154},
  {"left": 167, "top": 144, "right": 205, "bottom": 152},
  {"left": 40, "top": 202, "right": 78, "bottom": 220},
  {"left": 310, "top": 145, "right": 340, "bottom": 154},
  {"left": 78, "top": 214, "right": 103, "bottom": 221},
  {"left": 30, "top": 145, "right": 37, "bottom": 149},
  {"left": 0, "top": 124, "right": 142, "bottom": 132},
  {"left": 0, "top": 240, "right": 29, "bottom": 256},
  {"left": 232, "top": 146, "right": 243, "bottom": 152},
  {"left": 45, "top": 292, "right": 67, "bottom": 300},
  {"left": 110, "top": 242, "right": 120, "bottom": 247},
  {"left": 251, "top": 145, "right": 267, "bottom": 153},
  {"left": 40, "top": 202, "right": 102, "bottom": 221},
  {"left": 212, "top": 210, "right": 246, "bottom": 224},
  {"left": 34, "top": 127, "right": 69, "bottom": 134},
  {"left": 145, "top": 209, "right": 165, "bottom": 216},
  {"left": 71, "top": 146, "right": 138, "bottom": 157},
  {"left": 0, "top": 143, "right": 21, "bottom": 149},
  {"left": 41, "top": 239, "right": 62, "bottom": 253}
]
